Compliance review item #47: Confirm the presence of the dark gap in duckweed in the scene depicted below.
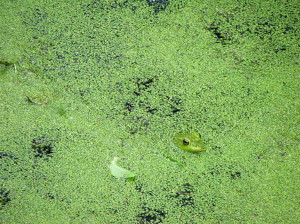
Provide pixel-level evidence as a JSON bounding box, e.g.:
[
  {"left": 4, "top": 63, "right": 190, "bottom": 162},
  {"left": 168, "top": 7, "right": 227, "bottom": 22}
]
[
  {"left": 168, "top": 183, "right": 195, "bottom": 207},
  {"left": 136, "top": 206, "right": 166, "bottom": 224},
  {"left": 0, "top": 60, "right": 14, "bottom": 67},
  {"left": 165, "top": 95, "right": 182, "bottom": 115},
  {"left": 134, "top": 178, "right": 217, "bottom": 220},
  {"left": 206, "top": 164, "right": 244, "bottom": 182},
  {"left": 44, "top": 192, "right": 71, "bottom": 204},
  {"left": 0, "top": 152, "right": 19, "bottom": 177},
  {"left": 145, "top": 106, "right": 158, "bottom": 115},
  {"left": 205, "top": 6, "right": 299, "bottom": 55},
  {"left": 109, "top": 0, "right": 139, "bottom": 12},
  {"left": 46, "top": 192, "right": 55, "bottom": 200},
  {"left": 125, "top": 102, "right": 135, "bottom": 112},
  {"left": 21, "top": 8, "right": 48, "bottom": 28},
  {"left": 128, "top": 116, "right": 152, "bottom": 135},
  {"left": 121, "top": 75, "right": 184, "bottom": 134},
  {"left": 146, "top": 0, "right": 169, "bottom": 14},
  {"left": 25, "top": 95, "right": 38, "bottom": 105},
  {"left": 31, "top": 136, "right": 54, "bottom": 160},
  {"left": 134, "top": 77, "right": 156, "bottom": 96},
  {"left": 0, "top": 60, "right": 15, "bottom": 76},
  {"left": 207, "top": 24, "right": 230, "bottom": 45},
  {"left": 134, "top": 183, "right": 201, "bottom": 222},
  {"left": 82, "top": 1, "right": 105, "bottom": 16},
  {"left": 131, "top": 76, "right": 182, "bottom": 115},
  {"left": 135, "top": 183, "right": 154, "bottom": 196},
  {"left": 198, "top": 193, "right": 217, "bottom": 213},
  {"left": 0, "top": 188, "right": 11, "bottom": 209},
  {"left": 229, "top": 171, "right": 241, "bottom": 180},
  {"left": 0, "top": 152, "right": 18, "bottom": 162},
  {"left": 83, "top": 0, "right": 171, "bottom": 15}
]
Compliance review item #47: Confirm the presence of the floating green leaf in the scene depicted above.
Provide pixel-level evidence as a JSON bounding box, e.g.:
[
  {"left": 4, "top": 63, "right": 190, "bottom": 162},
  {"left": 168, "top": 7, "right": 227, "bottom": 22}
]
[{"left": 109, "top": 157, "right": 136, "bottom": 179}]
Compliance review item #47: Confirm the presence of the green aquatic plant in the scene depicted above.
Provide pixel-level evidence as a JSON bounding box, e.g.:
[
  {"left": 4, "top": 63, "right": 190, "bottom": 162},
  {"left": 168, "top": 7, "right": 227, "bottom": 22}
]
[
  {"left": 173, "top": 132, "right": 205, "bottom": 153},
  {"left": 109, "top": 157, "right": 136, "bottom": 179},
  {"left": 57, "top": 104, "right": 67, "bottom": 116}
]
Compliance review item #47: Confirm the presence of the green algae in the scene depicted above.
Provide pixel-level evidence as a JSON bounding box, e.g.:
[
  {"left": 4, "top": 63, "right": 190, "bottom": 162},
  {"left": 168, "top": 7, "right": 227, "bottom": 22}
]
[{"left": 0, "top": 0, "right": 299, "bottom": 223}]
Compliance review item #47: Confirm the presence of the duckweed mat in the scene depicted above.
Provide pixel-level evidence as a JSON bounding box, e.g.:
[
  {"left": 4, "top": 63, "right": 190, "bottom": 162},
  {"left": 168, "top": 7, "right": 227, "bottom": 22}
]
[{"left": 0, "top": 0, "right": 299, "bottom": 223}]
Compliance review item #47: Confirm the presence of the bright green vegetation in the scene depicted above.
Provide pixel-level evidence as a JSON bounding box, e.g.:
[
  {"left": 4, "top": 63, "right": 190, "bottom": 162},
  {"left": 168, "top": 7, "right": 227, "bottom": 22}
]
[{"left": 0, "top": 0, "right": 299, "bottom": 223}]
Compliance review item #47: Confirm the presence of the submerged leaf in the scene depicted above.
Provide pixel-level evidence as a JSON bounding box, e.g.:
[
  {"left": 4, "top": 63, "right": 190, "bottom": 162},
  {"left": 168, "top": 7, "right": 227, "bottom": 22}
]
[{"left": 109, "top": 157, "right": 136, "bottom": 179}]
